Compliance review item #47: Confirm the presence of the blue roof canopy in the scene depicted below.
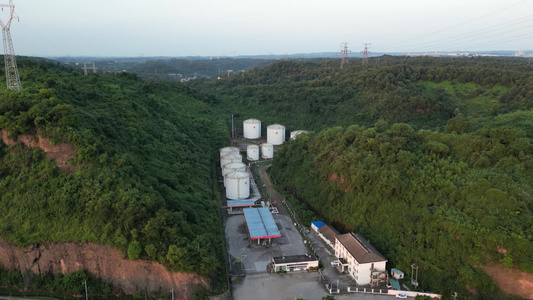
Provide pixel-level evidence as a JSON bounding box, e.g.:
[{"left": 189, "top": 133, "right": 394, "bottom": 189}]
[
  {"left": 227, "top": 200, "right": 256, "bottom": 207},
  {"left": 244, "top": 207, "right": 281, "bottom": 239},
  {"left": 311, "top": 221, "right": 325, "bottom": 229}
]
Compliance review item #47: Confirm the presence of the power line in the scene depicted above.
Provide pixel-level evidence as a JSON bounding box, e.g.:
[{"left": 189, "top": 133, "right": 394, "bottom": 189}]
[
  {"left": 375, "top": 0, "right": 531, "bottom": 51},
  {"left": 388, "top": 15, "right": 533, "bottom": 51},
  {"left": 415, "top": 22, "right": 533, "bottom": 51}
]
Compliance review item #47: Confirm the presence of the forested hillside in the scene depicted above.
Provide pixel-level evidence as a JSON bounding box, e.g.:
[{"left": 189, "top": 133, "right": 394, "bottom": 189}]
[
  {"left": 270, "top": 122, "right": 533, "bottom": 296},
  {"left": 0, "top": 57, "right": 228, "bottom": 281},
  {"left": 190, "top": 56, "right": 532, "bottom": 134},
  {"left": 189, "top": 56, "right": 533, "bottom": 297}
]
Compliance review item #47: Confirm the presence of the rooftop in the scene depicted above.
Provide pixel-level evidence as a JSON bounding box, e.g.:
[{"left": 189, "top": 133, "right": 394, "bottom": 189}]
[
  {"left": 318, "top": 225, "right": 340, "bottom": 246},
  {"left": 227, "top": 200, "right": 257, "bottom": 207},
  {"left": 311, "top": 221, "right": 325, "bottom": 229},
  {"left": 336, "top": 233, "right": 387, "bottom": 264},
  {"left": 243, "top": 207, "right": 281, "bottom": 240},
  {"left": 272, "top": 254, "right": 318, "bottom": 264}
]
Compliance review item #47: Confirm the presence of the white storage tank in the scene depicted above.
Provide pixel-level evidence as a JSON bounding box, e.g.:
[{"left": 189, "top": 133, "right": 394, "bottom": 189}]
[
  {"left": 222, "top": 162, "right": 246, "bottom": 186},
  {"left": 220, "top": 146, "right": 239, "bottom": 161},
  {"left": 247, "top": 144, "right": 260, "bottom": 161},
  {"left": 267, "top": 124, "right": 285, "bottom": 145},
  {"left": 290, "top": 130, "right": 308, "bottom": 140},
  {"left": 221, "top": 153, "right": 242, "bottom": 168},
  {"left": 225, "top": 171, "right": 250, "bottom": 200},
  {"left": 243, "top": 119, "right": 261, "bottom": 139},
  {"left": 261, "top": 143, "right": 274, "bottom": 159}
]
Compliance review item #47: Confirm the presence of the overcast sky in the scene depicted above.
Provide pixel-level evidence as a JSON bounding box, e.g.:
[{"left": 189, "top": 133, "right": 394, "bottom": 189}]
[{"left": 4, "top": 0, "right": 533, "bottom": 57}]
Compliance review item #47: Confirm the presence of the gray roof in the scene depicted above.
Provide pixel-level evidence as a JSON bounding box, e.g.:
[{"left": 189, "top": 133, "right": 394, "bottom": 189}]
[
  {"left": 243, "top": 207, "right": 281, "bottom": 239},
  {"left": 272, "top": 254, "right": 318, "bottom": 264},
  {"left": 318, "top": 225, "right": 340, "bottom": 246},
  {"left": 335, "top": 233, "right": 387, "bottom": 264}
]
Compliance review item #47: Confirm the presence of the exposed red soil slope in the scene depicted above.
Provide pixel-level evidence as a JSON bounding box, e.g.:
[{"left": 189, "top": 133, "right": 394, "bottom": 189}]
[
  {"left": 1, "top": 129, "right": 77, "bottom": 172},
  {"left": 482, "top": 265, "right": 533, "bottom": 299},
  {"left": 0, "top": 239, "right": 206, "bottom": 299},
  {"left": 329, "top": 173, "right": 351, "bottom": 193}
]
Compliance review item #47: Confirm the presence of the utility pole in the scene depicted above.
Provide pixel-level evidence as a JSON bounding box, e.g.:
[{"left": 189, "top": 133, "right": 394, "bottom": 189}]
[
  {"left": 361, "top": 43, "right": 371, "bottom": 65},
  {"left": 0, "top": 0, "right": 21, "bottom": 91},
  {"left": 170, "top": 288, "right": 174, "bottom": 300},
  {"left": 231, "top": 115, "right": 234, "bottom": 138},
  {"left": 83, "top": 280, "right": 88, "bottom": 300},
  {"left": 340, "top": 42, "right": 351, "bottom": 69},
  {"left": 411, "top": 263, "right": 419, "bottom": 287}
]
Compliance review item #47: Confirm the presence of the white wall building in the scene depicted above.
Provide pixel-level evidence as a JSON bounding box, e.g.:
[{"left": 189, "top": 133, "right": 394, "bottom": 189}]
[{"left": 335, "top": 233, "right": 387, "bottom": 286}]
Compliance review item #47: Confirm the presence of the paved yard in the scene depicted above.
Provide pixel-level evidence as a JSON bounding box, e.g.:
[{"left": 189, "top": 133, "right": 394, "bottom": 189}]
[{"left": 233, "top": 272, "right": 395, "bottom": 300}]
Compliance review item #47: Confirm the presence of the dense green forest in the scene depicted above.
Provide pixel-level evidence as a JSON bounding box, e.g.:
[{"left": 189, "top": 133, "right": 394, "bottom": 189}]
[
  {"left": 190, "top": 56, "right": 532, "bottom": 135},
  {"left": 189, "top": 56, "right": 533, "bottom": 297},
  {"left": 0, "top": 57, "right": 229, "bottom": 284},
  {"left": 270, "top": 122, "right": 533, "bottom": 296}
]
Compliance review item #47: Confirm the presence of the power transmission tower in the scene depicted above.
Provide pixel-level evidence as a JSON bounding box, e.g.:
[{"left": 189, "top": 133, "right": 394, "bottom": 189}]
[
  {"left": 340, "top": 42, "right": 351, "bottom": 69},
  {"left": 83, "top": 62, "right": 98, "bottom": 75},
  {"left": 0, "top": 0, "right": 21, "bottom": 91},
  {"left": 361, "top": 43, "right": 371, "bottom": 65}
]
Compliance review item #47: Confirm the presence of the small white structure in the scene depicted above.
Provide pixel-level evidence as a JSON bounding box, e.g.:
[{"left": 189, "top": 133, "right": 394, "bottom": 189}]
[
  {"left": 335, "top": 233, "right": 387, "bottom": 286},
  {"left": 311, "top": 221, "right": 326, "bottom": 233},
  {"left": 222, "top": 162, "right": 246, "bottom": 186},
  {"left": 290, "top": 130, "right": 308, "bottom": 140},
  {"left": 247, "top": 144, "right": 260, "bottom": 161},
  {"left": 391, "top": 268, "right": 404, "bottom": 279},
  {"left": 221, "top": 153, "right": 242, "bottom": 168},
  {"left": 243, "top": 119, "right": 261, "bottom": 139},
  {"left": 225, "top": 171, "right": 250, "bottom": 200},
  {"left": 261, "top": 143, "right": 274, "bottom": 159},
  {"left": 267, "top": 124, "right": 285, "bottom": 145}
]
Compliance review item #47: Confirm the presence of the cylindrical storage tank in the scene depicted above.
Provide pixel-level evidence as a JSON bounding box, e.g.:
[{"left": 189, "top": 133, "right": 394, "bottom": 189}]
[
  {"left": 222, "top": 162, "right": 246, "bottom": 186},
  {"left": 290, "top": 130, "right": 308, "bottom": 140},
  {"left": 225, "top": 171, "right": 250, "bottom": 200},
  {"left": 261, "top": 143, "right": 274, "bottom": 159},
  {"left": 221, "top": 153, "right": 242, "bottom": 168},
  {"left": 267, "top": 124, "right": 285, "bottom": 145},
  {"left": 247, "top": 144, "right": 260, "bottom": 161},
  {"left": 243, "top": 119, "right": 261, "bottom": 139},
  {"left": 220, "top": 146, "right": 240, "bottom": 161}
]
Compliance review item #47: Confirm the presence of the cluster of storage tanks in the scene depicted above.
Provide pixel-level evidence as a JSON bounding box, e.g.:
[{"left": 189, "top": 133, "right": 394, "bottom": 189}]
[
  {"left": 244, "top": 119, "right": 287, "bottom": 146},
  {"left": 220, "top": 147, "right": 250, "bottom": 200},
  {"left": 219, "top": 119, "right": 307, "bottom": 200},
  {"left": 243, "top": 119, "right": 307, "bottom": 160}
]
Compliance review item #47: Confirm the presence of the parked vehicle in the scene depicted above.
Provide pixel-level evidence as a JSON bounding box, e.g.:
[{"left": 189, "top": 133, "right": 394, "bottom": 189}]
[
  {"left": 330, "top": 260, "right": 339, "bottom": 266},
  {"left": 395, "top": 293, "right": 407, "bottom": 299}
]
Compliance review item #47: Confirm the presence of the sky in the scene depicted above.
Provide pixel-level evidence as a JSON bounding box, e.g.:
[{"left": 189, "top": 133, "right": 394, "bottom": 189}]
[{"left": 3, "top": 0, "right": 533, "bottom": 57}]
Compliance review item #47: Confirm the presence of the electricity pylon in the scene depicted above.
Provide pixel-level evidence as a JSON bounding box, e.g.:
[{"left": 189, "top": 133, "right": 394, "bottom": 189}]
[
  {"left": 361, "top": 43, "right": 371, "bottom": 65},
  {"left": 0, "top": 0, "right": 21, "bottom": 91},
  {"left": 340, "top": 42, "right": 351, "bottom": 69}
]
